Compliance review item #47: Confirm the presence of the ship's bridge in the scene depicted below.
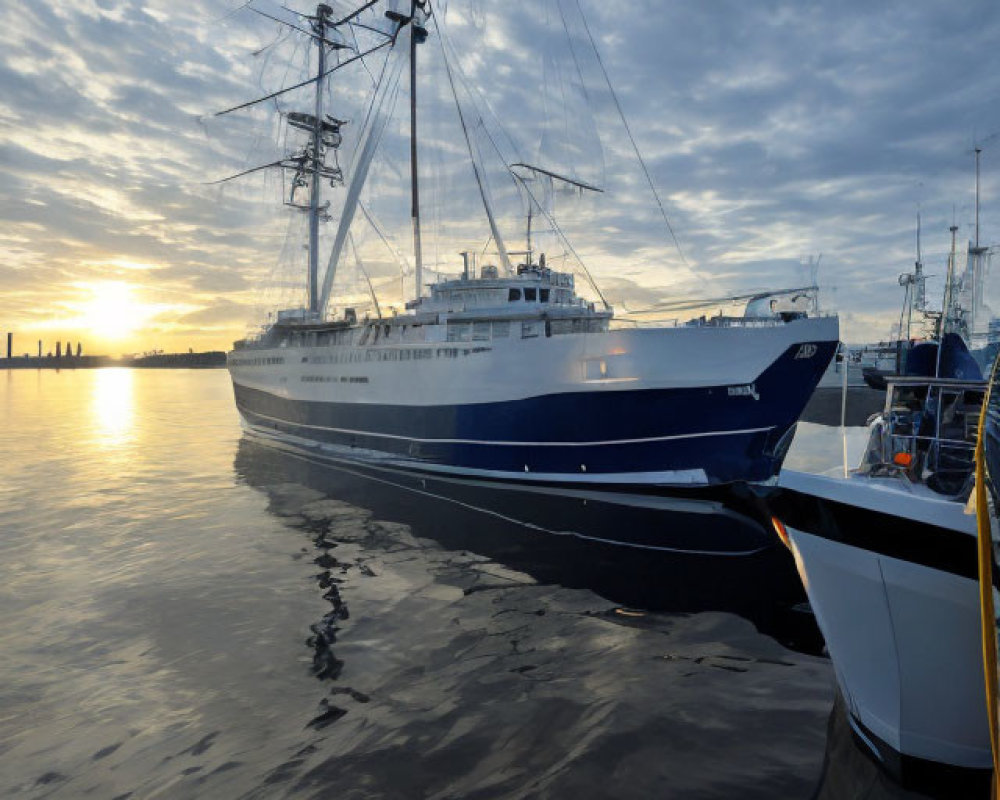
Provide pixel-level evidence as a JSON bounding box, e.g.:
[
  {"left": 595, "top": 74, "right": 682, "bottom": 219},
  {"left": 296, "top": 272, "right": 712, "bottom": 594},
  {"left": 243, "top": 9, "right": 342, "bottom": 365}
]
[{"left": 418, "top": 263, "right": 589, "bottom": 314}]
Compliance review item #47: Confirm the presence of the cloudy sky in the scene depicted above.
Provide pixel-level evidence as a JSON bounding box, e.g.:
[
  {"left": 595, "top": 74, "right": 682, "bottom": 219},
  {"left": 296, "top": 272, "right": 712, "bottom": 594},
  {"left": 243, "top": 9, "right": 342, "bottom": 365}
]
[{"left": 2, "top": 0, "right": 999, "bottom": 355}]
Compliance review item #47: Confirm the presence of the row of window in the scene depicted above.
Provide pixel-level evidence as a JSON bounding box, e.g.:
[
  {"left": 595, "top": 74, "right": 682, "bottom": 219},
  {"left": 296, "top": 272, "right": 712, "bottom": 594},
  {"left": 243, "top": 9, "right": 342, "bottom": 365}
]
[
  {"left": 549, "top": 318, "right": 607, "bottom": 335},
  {"left": 301, "top": 375, "right": 369, "bottom": 384},
  {"left": 230, "top": 356, "right": 286, "bottom": 366},
  {"left": 444, "top": 318, "right": 605, "bottom": 340},
  {"left": 435, "top": 287, "right": 577, "bottom": 306},
  {"left": 359, "top": 323, "right": 428, "bottom": 346},
  {"left": 447, "top": 321, "right": 510, "bottom": 342},
  {"left": 445, "top": 320, "right": 541, "bottom": 341},
  {"left": 509, "top": 287, "right": 552, "bottom": 302},
  {"left": 300, "top": 346, "right": 492, "bottom": 365}
]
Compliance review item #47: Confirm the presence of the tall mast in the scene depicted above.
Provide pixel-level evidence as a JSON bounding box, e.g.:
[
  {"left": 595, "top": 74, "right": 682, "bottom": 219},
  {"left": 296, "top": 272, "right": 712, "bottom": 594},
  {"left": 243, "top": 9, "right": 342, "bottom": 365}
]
[
  {"left": 308, "top": 4, "right": 332, "bottom": 314},
  {"left": 976, "top": 146, "right": 982, "bottom": 251},
  {"left": 914, "top": 210, "right": 925, "bottom": 311},
  {"left": 409, "top": 0, "right": 424, "bottom": 302},
  {"left": 526, "top": 204, "right": 533, "bottom": 266},
  {"left": 935, "top": 223, "right": 959, "bottom": 378}
]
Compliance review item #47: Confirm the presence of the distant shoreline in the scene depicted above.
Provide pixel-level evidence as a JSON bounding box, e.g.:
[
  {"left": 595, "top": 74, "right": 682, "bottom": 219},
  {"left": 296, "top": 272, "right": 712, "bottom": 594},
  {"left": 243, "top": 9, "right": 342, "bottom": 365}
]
[{"left": 2, "top": 352, "right": 227, "bottom": 369}]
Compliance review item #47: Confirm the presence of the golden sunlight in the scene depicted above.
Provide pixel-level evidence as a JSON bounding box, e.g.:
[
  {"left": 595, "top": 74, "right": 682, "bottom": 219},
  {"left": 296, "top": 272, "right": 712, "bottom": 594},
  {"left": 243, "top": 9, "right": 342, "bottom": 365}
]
[
  {"left": 91, "top": 367, "right": 134, "bottom": 448},
  {"left": 79, "top": 282, "right": 152, "bottom": 341}
]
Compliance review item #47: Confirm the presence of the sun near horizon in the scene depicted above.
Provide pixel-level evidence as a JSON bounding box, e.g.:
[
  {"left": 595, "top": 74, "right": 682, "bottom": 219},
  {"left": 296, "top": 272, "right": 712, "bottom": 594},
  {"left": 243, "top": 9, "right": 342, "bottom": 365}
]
[{"left": 5, "top": 279, "right": 243, "bottom": 357}]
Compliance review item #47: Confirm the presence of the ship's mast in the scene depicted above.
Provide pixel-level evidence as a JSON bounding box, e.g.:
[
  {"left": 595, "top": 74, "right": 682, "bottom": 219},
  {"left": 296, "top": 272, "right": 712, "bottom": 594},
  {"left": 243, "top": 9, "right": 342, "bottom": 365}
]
[
  {"left": 409, "top": 0, "right": 424, "bottom": 303},
  {"left": 976, "top": 145, "right": 982, "bottom": 251},
  {"left": 914, "top": 210, "right": 925, "bottom": 310},
  {"left": 968, "top": 145, "right": 989, "bottom": 345},
  {"left": 526, "top": 204, "right": 533, "bottom": 266},
  {"left": 935, "top": 222, "right": 960, "bottom": 378},
  {"left": 308, "top": 4, "right": 333, "bottom": 314},
  {"left": 897, "top": 211, "right": 924, "bottom": 346}
]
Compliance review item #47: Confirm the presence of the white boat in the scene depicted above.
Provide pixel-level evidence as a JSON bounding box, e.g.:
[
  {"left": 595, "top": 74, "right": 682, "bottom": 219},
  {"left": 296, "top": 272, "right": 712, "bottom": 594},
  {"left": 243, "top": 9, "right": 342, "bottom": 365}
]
[
  {"left": 223, "top": 2, "right": 839, "bottom": 488},
  {"left": 766, "top": 370, "right": 996, "bottom": 786}
]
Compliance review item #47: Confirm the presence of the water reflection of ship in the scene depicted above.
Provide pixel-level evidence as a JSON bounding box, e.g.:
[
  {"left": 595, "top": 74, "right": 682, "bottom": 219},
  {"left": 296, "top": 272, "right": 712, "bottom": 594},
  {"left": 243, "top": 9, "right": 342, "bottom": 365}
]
[
  {"left": 233, "top": 433, "right": 938, "bottom": 797},
  {"left": 232, "top": 435, "right": 822, "bottom": 652}
]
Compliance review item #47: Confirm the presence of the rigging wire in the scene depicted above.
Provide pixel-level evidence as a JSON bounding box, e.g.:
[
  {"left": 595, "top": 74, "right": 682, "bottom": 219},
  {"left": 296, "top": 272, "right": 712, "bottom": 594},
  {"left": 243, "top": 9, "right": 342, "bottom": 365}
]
[
  {"left": 433, "top": 10, "right": 512, "bottom": 274},
  {"left": 358, "top": 201, "right": 412, "bottom": 285},
  {"left": 333, "top": 0, "right": 380, "bottom": 27},
  {"left": 247, "top": 4, "right": 349, "bottom": 49},
  {"left": 347, "top": 19, "right": 379, "bottom": 87},
  {"left": 215, "top": 38, "right": 393, "bottom": 117},
  {"left": 215, "top": 1, "right": 254, "bottom": 23},
  {"left": 571, "top": 0, "right": 691, "bottom": 273},
  {"left": 433, "top": 9, "right": 609, "bottom": 308},
  {"left": 513, "top": 173, "right": 610, "bottom": 309},
  {"left": 348, "top": 231, "right": 382, "bottom": 317}
]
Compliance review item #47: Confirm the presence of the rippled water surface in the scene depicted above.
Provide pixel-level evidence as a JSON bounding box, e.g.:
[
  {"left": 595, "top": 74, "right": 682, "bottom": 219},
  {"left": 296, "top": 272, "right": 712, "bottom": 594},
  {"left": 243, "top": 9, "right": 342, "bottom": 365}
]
[{"left": 0, "top": 369, "right": 923, "bottom": 798}]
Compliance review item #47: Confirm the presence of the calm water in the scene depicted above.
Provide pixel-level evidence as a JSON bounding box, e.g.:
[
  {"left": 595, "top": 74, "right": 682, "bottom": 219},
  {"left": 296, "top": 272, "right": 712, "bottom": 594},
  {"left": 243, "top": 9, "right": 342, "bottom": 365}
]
[{"left": 0, "top": 369, "right": 924, "bottom": 799}]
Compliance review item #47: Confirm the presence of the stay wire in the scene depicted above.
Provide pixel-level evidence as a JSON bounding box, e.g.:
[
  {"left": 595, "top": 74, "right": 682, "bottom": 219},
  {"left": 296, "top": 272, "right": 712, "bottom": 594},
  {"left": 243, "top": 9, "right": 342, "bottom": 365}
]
[
  {"left": 434, "top": 11, "right": 609, "bottom": 308},
  {"left": 573, "top": 0, "right": 691, "bottom": 274}
]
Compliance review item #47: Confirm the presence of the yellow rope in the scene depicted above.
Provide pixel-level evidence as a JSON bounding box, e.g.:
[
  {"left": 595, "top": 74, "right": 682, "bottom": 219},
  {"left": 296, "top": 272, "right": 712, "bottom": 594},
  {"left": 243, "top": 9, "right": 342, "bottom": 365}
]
[{"left": 975, "top": 373, "right": 1000, "bottom": 798}]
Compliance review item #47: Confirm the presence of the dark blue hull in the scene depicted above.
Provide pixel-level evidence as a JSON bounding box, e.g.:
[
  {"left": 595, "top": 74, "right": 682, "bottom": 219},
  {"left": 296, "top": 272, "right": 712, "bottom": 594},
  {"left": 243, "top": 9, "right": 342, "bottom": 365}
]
[{"left": 232, "top": 340, "right": 837, "bottom": 485}]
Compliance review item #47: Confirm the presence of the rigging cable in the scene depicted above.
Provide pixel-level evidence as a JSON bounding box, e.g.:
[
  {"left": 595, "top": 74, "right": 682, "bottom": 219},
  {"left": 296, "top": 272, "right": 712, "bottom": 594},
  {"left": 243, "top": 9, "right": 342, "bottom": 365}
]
[
  {"left": 552, "top": 0, "right": 603, "bottom": 184},
  {"left": 433, "top": 10, "right": 610, "bottom": 308},
  {"left": 571, "top": 0, "right": 691, "bottom": 273},
  {"left": 348, "top": 231, "right": 382, "bottom": 318},
  {"left": 359, "top": 201, "right": 411, "bottom": 286},
  {"left": 215, "top": 38, "right": 393, "bottom": 118},
  {"left": 433, "top": 10, "right": 512, "bottom": 274},
  {"left": 511, "top": 171, "right": 610, "bottom": 309},
  {"left": 347, "top": 18, "right": 379, "bottom": 87}
]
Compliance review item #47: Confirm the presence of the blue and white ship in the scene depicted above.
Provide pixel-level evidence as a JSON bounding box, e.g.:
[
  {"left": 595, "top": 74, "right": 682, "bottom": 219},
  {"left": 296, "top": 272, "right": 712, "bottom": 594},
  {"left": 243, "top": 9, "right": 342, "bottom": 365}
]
[{"left": 224, "top": 2, "right": 839, "bottom": 488}]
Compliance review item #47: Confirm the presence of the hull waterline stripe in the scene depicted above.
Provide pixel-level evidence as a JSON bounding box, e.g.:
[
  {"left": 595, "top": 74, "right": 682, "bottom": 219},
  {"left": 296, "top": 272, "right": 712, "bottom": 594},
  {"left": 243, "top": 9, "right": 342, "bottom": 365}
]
[
  {"left": 241, "top": 407, "right": 773, "bottom": 447},
  {"left": 241, "top": 419, "right": 715, "bottom": 486}
]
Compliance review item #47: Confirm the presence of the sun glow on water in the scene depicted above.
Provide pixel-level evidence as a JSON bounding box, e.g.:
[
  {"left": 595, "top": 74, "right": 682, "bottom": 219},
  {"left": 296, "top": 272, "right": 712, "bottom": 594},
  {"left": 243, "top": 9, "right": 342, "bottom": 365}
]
[{"left": 91, "top": 367, "right": 134, "bottom": 447}]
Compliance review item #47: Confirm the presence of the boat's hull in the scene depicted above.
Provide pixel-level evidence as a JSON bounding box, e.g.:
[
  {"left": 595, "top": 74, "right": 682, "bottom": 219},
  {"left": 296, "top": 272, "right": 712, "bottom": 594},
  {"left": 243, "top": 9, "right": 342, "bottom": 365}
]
[
  {"left": 229, "top": 317, "right": 838, "bottom": 486},
  {"left": 768, "top": 470, "right": 994, "bottom": 782}
]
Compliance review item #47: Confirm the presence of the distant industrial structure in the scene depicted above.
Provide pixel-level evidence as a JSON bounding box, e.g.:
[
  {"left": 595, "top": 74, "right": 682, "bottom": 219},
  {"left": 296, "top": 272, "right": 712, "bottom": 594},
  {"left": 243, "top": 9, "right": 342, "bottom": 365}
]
[
  {"left": 5, "top": 333, "right": 84, "bottom": 363},
  {"left": 3, "top": 330, "right": 224, "bottom": 369}
]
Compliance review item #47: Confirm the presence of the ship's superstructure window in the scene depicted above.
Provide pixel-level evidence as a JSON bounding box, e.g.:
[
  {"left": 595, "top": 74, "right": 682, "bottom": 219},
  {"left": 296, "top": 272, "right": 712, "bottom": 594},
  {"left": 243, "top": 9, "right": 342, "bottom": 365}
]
[
  {"left": 525, "top": 288, "right": 537, "bottom": 302},
  {"left": 508, "top": 288, "right": 521, "bottom": 302},
  {"left": 230, "top": 356, "right": 285, "bottom": 366},
  {"left": 473, "top": 322, "right": 491, "bottom": 341},
  {"left": 549, "top": 318, "right": 609, "bottom": 335},
  {"left": 540, "top": 289, "right": 550, "bottom": 303}
]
